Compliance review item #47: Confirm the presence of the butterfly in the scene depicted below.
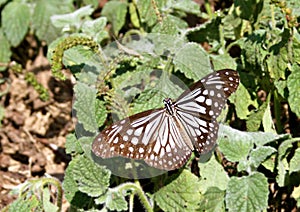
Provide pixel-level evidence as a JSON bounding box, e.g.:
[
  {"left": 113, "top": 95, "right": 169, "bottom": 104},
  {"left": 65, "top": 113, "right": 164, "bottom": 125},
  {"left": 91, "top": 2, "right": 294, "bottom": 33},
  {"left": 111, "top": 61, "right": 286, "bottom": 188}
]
[{"left": 92, "top": 69, "right": 240, "bottom": 170}]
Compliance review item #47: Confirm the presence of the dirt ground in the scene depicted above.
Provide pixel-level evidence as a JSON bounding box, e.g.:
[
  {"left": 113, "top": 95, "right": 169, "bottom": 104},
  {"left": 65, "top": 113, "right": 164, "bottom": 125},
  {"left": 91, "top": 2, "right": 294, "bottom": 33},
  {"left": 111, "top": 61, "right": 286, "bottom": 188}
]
[{"left": 0, "top": 40, "right": 74, "bottom": 209}]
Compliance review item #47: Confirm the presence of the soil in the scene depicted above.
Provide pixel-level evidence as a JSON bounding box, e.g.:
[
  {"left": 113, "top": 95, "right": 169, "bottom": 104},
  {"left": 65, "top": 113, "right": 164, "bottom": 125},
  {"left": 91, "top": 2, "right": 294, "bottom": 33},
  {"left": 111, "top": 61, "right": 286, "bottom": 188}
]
[{"left": 0, "top": 39, "right": 74, "bottom": 210}]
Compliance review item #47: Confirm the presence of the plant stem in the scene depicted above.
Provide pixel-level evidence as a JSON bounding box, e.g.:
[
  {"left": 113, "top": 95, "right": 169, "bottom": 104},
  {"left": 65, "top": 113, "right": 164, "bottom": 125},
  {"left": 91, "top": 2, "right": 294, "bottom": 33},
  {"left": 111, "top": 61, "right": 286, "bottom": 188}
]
[
  {"left": 117, "top": 181, "right": 153, "bottom": 212},
  {"left": 41, "top": 177, "right": 63, "bottom": 212}
]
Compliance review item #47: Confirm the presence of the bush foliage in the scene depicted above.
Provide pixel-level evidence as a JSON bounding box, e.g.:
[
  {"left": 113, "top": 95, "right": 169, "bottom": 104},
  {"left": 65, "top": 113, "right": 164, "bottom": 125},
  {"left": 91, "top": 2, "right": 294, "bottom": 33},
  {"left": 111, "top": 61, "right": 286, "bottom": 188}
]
[{"left": 1, "top": 0, "right": 300, "bottom": 211}]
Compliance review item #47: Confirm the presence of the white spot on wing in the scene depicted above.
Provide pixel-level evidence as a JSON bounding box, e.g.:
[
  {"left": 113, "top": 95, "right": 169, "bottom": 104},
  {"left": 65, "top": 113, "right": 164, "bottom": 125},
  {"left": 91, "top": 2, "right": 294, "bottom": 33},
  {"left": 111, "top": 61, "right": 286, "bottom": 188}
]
[{"left": 131, "top": 137, "right": 139, "bottom": 145}]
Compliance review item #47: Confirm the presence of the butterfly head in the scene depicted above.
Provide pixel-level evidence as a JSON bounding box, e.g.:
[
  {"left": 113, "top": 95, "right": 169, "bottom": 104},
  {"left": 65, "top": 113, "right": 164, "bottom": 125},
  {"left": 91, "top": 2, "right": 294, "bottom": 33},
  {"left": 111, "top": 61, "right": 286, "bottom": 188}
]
[{"left": 163, "top": 98, "right": 174, "bottom": 115}]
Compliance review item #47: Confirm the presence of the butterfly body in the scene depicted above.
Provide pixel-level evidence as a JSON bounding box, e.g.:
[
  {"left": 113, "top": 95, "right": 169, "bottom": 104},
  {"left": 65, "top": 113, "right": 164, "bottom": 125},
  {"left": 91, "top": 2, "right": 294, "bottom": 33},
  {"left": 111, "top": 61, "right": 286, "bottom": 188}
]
[{"left": 92, "top": 70, "right": 240, "bottom": 170}]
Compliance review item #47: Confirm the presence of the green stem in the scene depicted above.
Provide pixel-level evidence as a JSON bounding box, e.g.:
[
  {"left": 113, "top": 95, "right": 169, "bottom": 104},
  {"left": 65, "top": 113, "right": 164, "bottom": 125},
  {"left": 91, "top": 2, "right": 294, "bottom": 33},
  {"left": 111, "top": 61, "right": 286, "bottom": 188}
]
[
  {"left": 117, "top": 181, "right": 153, "bottom": 212},
  {"left": 129, "top": 192, "right": 134, "bottom": 212},
  {"left": 41, "top": 177, "right": 63, "bottom": 212}
]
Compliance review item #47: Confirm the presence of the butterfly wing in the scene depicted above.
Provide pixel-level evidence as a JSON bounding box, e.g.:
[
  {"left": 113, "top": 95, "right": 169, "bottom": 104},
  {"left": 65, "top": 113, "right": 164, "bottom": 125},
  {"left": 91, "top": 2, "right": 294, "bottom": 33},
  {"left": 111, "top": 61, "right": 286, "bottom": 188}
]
[
  {"left": 92, "top": 108, "right": 191, "bottom": 170},
  {"left": 174, "top": 69, "right": 240, "bottom": 153}
]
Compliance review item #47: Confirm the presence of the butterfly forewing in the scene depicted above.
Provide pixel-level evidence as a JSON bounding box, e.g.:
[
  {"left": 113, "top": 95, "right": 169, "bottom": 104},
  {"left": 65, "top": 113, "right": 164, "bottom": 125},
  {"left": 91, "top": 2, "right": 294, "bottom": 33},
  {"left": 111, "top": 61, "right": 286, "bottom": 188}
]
[
  {"left": 92, "top": 69, "right": 240, "bottom": 170},
  {"left": 175, "top": 69, "right": 239, "bottom": 153}
]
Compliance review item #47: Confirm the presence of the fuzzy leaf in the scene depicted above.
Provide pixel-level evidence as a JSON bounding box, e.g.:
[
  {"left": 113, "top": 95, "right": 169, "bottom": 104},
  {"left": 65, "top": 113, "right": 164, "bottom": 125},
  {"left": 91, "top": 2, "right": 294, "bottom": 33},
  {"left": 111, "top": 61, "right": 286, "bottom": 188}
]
[
  {"left": 198, "top": 156, "right": 229, "bottom": 193},
  {"left": 50, "top": 5, "right": 94, "bottom": 29},
  {"left": 199, "top": 187, "right": 225, "bottom": 212},
  {"left": 33, "top": 0, "right": 73, "bottom": 43},
  {"left": 63, "top": 156, "right": 91, "bottom": 208},
  {"left": 218, "top": 125, "right": 254, "bottom": 162},
  {"left": 154, "top": 170, "right": 201, "bottom": 211},
  {"left": 0, "top": 29, "right": 11, "bottom": 71},
  {"left": 101, "top": 1, "right": 127, "bottom": 35},
  {"left": 42, "top": 187, "right": 59, "bottom": 212},
  {"left": 135, "top": 0, "right": 157, "bottom": 27},
  {"left": 8, "top": 196, "right": 40, "bottom": 212},
  {"left": 249, "top": 146, "right": 277, "bottom": 168},
  {"left": 174, "top": 43, "right": 211, "bottom": 81},
  {"left": 73, "top": 82, "right": 98, "bottom": 133},
  {"left": 225, "top": 172, "right": 268, "bottom": 211},
  {"left": 82, "top": 17, "right": 109, "bottom": 43},
  {"left": 291, "top": 186, "right": 300, "bottom": 208},
  {"left": 95, "top": 189, "right": 128, "bottom": 211},
  {"left": 290, "top": 148, "right": 300, "bottom": 174},
  {"left": 73, "top": 155, "right": 110, "bottom": 197},
  {"left": 287, "top": 65, "right": 300, "bottom": 117},
  {"left": 2, "top": 2, "right": 30, "bottom": 46},
  {"left": 210, "top": 54, "right": 237, "bottom": 71},
  {"left": 234, "top": 83, "right": 258, "bottom": 120},
  {"left": 65, "top": 133, "right": 84, "bottom": 155},
  {"left": 171, "top": 0, "right": 200, "bottom": 15},
  {"left": 95, "top": 99, "right": 107, "bottom": 128}
]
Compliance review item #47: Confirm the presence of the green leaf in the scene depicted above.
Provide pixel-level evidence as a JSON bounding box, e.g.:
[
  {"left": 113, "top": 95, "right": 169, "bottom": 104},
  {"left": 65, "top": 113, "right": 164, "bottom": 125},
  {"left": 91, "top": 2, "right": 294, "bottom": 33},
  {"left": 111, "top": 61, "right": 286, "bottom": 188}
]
[
  {"left": 171, "top": 0, "right": 200, "bottom": 15},
  {"left": 0, "top": 0, "right": 8, "bottom": 7},
  {"left": 63, "top": 45, "right": 102, "bottom": 83},
  {"left": 174, "top": 43, "right": 211, "bottom": 81},
  {"left": 246, "top": 93, "right": 273, "bottom": 132},
  {"left": 131, "top": 71, "right": 184, "bottom": 114},
  {"left": 152, "top": 15, "right": 179, "bottom": 35},
  {"left": 42, "top": 187, "right": 59, "bottom": 212},
  {"left": 276, "top": 138, "right": 298, "bottom": 186},
  {"left": 246, "top": 99, "right": 268, "bottom": 131},
  {"left": 135, "top": 0, "right": 157, "bottom": 27},
  {"left": 0, "top": 29, "right": 11, "bottom": 71},
  {"left": 95, "top": 189, "right": 128, "bottom": 211},
  {"left": 210, "top": 54, "right": 237, "bottom": 71},
  {"left": 287, "top": 65, "right": 300, "bottom": 117},
  {"left": 291, "top": 186, "right": 300, "bottom": 208},
  {"left": 2, "top": 2, "right": 30, "bottom": 46},
  {"left": 111, "top": 68, "right": 153, "bottom": 98},
  {"left": 199, "top": 187, "right": 225, "bottom": 212},
  {"left": 63, "top": 156, "right": 91, "bottom": 208},
  {"left": 198, "top": 156, "right": 229, "bottom": 193},
  {"left": 274, "top": 80, "right": 288, "bottom": 99},
  {"left": 148, "top": 33, "right": 186, "bottom": 56},
  {"left": 290, "top": 148, "right": 300, "bottom": 174},
  {"left": 131, "top": 89, "right": 164, "bottom": 114},
  {"left": 262, "top": 96, "right": 276, "bottom": 133},
  {"left": 154, "top": 170, "right": 201, "bottom": 211},
  {"left": 249, "top": 146, "right": 277, "bottom": 168},
  {"left": 234, "top": 0, "right": 263, "bottom": 21},
  {"left": 261, "top": 154, "right": 276, "bottom": 172},
  {"left": 8, "top": 196, "right": 40, "bottom": 212},
  {"left": 233, "top": 83, "right": 258, "bottom": 120},
  {"left": 225, "top": 172, "right": 268, "bottom": 211},
  {"left": 82, "top": 17, "right": 109, "bottom": 43},
  {"left": 95, "top": 99, "right": 107, "bottom": 128},
  {"left": 32, "top": 0, "right": 73, "bottom": 44},
  {"left": 218, "top": 125, "right": 254, "bottom": 162},
  {"left": 65, "top": 133, "right": 84, "bottom": 155},
  {"left": 266, "top": 29, "right": 289, "bottom": 81},
  {"left": 129, "top": 2, "right": 140, "bottom": 28},
  {"left": 51, "top": 5, "right": 94, "bottom": 29},
  {"left": 73, "top": 82, "right": 98, "bottom": 133},
  {"left": 186, "top": 17, "right": 221, "bottom": 48},
  {"left": 101, "top": 1, "right": 127, "bottom": 35},
  {"left": 239, "top": 30, "right": 268, "bottom": 73},
  {"left": 292, "top": 28, "right": 300, "bottom": 64},
  {"left": 72, "top": 155, "right": 111, "bottom": 197}
]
